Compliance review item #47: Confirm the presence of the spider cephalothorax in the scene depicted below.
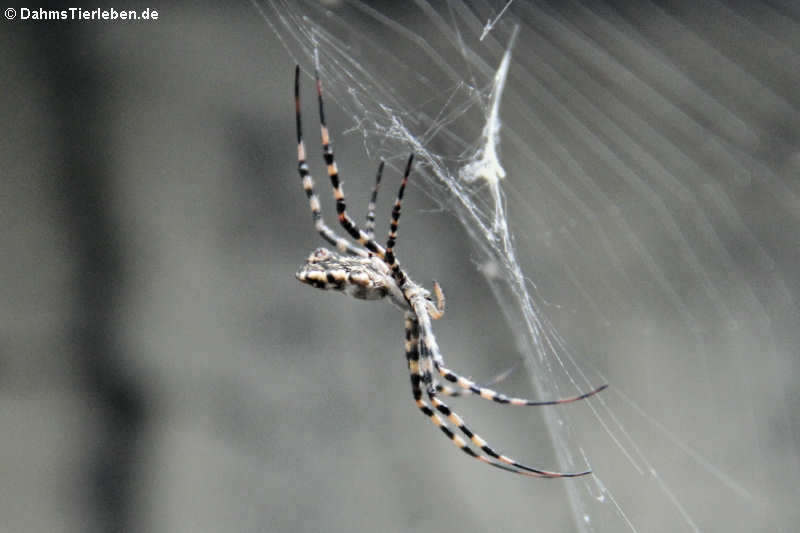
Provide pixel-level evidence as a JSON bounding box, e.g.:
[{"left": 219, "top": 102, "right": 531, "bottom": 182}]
[{"left": 292, "top": 65, "right": 606, "bottom": 478}]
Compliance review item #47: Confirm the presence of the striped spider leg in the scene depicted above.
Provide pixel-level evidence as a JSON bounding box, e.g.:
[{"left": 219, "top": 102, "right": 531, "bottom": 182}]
[
  {"left": 435, "top": 363, "right": 521, "bottom": 398},
  {"left": 292, "top": 65, "right": 606, "bottom": 477},
  {"left": 435, "top": 360, "right": 607, "bottom": 406}
]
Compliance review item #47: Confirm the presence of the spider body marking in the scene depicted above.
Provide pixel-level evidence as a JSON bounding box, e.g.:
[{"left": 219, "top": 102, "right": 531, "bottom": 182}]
[
  {"left": 296, "top": 247, "right": 406, "bottom": 307},
  {"left": 291, "top": 65, "right": 606, "bottom": 478},
  {"left": 296, "top": 247, "right": 441, "bottom": 319}
]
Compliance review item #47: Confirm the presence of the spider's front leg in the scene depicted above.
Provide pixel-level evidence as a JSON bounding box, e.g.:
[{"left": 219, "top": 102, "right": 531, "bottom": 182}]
[
  {"left": 435, "top": 363, "right": 520, "bottom": 398},
  {"left": 406, "top": 310, "right": 591, "bottom": 478},
  {"left": 436, "top": 361, "right": 608, "bottom": 406},
  {"left": 426, "top": 281, "right": 445, "bottom": 320},
  {"left": 403, "top": 314, "right": 524, "bottom": 476},
  {"left": 419, "top": 283, "right": 607, "bottom": 406}
]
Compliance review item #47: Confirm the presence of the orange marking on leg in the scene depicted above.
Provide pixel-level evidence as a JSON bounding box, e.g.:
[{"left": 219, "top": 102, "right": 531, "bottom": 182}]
[{"left": 471, "top": 435, "right": 487, "bottom": 448}]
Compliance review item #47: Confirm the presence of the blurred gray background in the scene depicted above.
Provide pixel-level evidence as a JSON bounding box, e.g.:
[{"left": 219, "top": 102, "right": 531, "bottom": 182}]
[{"left": 2, "top": 1, "right": 799, "bottom": 532}]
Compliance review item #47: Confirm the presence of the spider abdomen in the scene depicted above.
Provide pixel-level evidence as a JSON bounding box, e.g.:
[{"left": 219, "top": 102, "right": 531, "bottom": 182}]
[{"left": 296, "top": 247, "right": 405, "bottom": 304}]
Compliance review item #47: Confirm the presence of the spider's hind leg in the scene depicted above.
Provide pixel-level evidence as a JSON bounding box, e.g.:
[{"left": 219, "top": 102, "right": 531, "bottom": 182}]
[
  {"left": 294, "top": 66, "right": 366, "bottom": 257},
  {"left": 314, "top": 69, "right": 386, "bottom": 258},
  {"left": 384, "top": 154, "right": 414, "bottom": 285},
  {"left": 364, "top": 161, "right": 384, "bottom": 240}
]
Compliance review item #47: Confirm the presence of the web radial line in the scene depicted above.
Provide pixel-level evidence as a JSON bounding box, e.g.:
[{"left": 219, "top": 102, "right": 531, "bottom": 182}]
[{"left": 294, "top": 66, "right": 366, "bottom": 257}]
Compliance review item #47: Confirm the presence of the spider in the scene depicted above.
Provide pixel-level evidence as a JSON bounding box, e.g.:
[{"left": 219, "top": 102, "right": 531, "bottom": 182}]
[{"left": 292, "top": 65, "right": 607, "bottom": 478}]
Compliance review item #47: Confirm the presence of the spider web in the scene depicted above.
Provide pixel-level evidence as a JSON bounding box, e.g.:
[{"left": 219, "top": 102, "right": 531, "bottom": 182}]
[{"left": 252, "top": 1, "right": 800, "bottom": 532}]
